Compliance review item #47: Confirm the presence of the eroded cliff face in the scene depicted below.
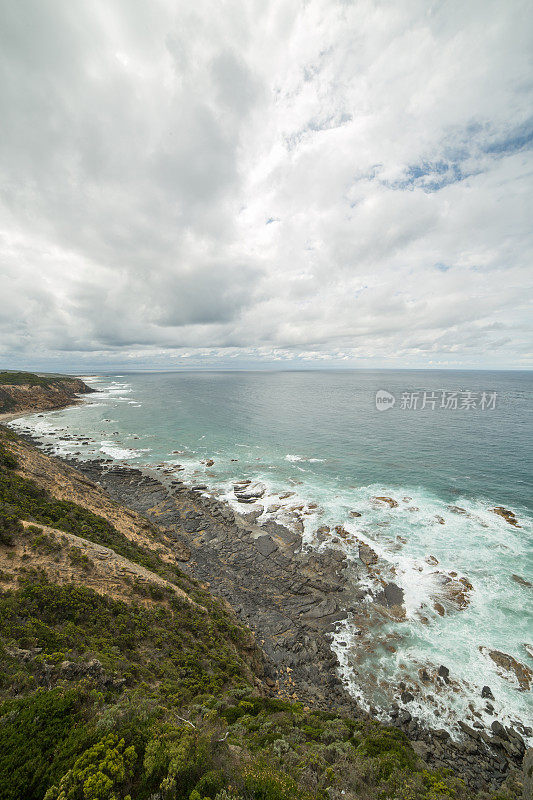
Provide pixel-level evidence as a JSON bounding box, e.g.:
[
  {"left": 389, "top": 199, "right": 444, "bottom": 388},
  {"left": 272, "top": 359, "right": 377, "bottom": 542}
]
[{"left": 0, "top": 374, "right": 93, "bottom": 414}]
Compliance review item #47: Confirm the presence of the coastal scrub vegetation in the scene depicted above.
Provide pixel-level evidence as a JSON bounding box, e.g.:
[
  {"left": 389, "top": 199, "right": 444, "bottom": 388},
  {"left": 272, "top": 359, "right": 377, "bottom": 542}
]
[
  {"left": 0, "top": 371, "right": 76, "bottom": 387},
  {"left": 0, "top": 427, "right": 522, "bottom": 800}
]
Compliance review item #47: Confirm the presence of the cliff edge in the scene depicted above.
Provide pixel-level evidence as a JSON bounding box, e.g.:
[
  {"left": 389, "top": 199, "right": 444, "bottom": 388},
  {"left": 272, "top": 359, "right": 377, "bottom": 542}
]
[{"left": 0, "top": 371, "right": 94, "bottom": 415}]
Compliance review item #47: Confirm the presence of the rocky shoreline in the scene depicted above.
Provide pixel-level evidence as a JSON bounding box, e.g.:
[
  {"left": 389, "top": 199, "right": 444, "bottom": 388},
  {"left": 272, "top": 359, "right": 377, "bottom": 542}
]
[
  {"left": 20, "top": 444, "right": 520, "bottom": 794},
  {"left": 4, "top": 367, "right": 529, "bottom": 796}
]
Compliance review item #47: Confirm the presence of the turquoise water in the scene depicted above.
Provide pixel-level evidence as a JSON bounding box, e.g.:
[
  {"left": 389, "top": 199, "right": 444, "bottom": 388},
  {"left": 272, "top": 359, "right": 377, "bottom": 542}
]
[{"left": 10, "top": 370, "right": 532, "bottom": 734}]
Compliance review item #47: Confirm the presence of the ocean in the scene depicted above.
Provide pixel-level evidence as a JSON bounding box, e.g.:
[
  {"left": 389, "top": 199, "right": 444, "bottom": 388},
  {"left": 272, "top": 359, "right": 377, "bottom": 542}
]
[{"left": 9, "top": 369, "right": 533, "bottom": 736}]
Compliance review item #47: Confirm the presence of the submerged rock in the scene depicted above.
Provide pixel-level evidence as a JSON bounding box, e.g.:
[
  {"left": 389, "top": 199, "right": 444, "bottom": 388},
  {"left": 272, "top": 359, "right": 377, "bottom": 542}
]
[
  {"left": 432, "top": 571, "right": 473, "bottom": 613},
  {"left": 491, "top": 506, "right": 520, "bottom": 527},
  {"left": 372, "top": 496, "right": 399, "bottom": 508},
  {"left": 334, "top": 525, "right": 350, "bottom": 538},
  {"left": 512, "top": 574, "right": 532, "bottom": 588},
  {"left": 480, "top": 647, "right": 532, "bottom": 691}
]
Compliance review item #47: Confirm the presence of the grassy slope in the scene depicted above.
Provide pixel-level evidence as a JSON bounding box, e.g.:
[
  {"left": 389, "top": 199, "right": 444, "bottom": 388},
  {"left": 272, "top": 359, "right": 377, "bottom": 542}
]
[{"left": 0, "top": 427, "right": 520, "bottom": 800}]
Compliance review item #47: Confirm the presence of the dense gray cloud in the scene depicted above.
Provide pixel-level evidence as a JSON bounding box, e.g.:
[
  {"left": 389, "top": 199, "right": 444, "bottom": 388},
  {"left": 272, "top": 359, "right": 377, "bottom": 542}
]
[{"left": 0, "top": 0, "right": 531, "bottom": 370}]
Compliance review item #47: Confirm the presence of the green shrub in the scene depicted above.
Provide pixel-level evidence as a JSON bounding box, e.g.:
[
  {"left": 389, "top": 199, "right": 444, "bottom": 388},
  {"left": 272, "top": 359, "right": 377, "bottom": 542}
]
[
  {"left": 356, "top": 728, "right": 418, "bottom": 780},
  {"left": 0, "top": 446, "right": 18, "bottom": 470},
  {"left": 144, "top": 725, "right": 212, "bottom": 797},
  {"left": 0, "top": 579, "right": 250, "bottom": 699},
  {"left": 43, "top": 733, "right": 136, "bottom": 800},
  {"left": 193, "top": 769, "right": 225, "bottom": 797},
  {"left": 221, "top": 697, "right": 298, "bottom": 725},
  {"left": 68, "top": 546, "right": 93, "bottom": 571},
  {"left": 0, "top": 688, "right": 95, "bottom": 800},
  {"left": 30, "top": 531, "right": 62, "bottom": 554},
  {"left": 0, "top": 513, "right": 22, "bottom": 545},
  {"left": 241, "top": 763, "right": 310, "bottom": 800}
]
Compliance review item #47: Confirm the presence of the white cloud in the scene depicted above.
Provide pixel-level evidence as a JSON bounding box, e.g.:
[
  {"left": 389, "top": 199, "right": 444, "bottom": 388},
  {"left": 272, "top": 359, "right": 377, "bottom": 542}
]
[{"left": 0, "top": 0, "right": 531, "bottom": 370}]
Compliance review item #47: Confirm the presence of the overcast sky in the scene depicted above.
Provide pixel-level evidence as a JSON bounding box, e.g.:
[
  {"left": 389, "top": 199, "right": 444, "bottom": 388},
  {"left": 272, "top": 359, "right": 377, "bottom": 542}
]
[{"left": 1, "top": 0, "right": 531, "bottom": 371}]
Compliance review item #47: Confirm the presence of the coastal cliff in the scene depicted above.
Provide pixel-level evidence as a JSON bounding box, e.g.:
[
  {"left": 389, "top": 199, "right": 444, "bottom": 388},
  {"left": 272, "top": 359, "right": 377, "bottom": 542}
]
[
  {"left": 0, "top": 371, "right": 94, "bottom": 415},
  {"left": 0, "top": 376, "right": 528, "bottom": 800}
]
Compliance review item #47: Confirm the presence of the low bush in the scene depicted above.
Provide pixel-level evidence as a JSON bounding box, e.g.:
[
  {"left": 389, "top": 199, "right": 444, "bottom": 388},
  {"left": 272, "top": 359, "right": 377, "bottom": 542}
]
[
  {"left": 44, "top": 733, "right": 137, "bottom": 800},
  {"left": 0, "top": 513, "right": 22, "bottom": 545},
  {"left": 0, "top": 688, "right": 95, "bottom": 800}
]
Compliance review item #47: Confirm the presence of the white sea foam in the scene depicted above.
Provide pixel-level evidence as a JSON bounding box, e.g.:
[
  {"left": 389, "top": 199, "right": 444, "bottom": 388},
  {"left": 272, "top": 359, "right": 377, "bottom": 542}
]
[
  {"left": 99, "top": 441, "right": 142, "bottom": 460},
  {"left": 285, "top": 453, "right": 325, "bottom": 463},
  {"left": 88, "top": 391, "right": 131, "bottom": 401},
  {"left": 316, "top": 485, "right": 533, "bottom": 739},
  {"left": 8, "top": 416, "right": 61, "bottom": 438}
]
